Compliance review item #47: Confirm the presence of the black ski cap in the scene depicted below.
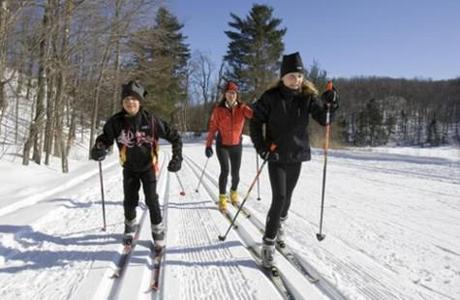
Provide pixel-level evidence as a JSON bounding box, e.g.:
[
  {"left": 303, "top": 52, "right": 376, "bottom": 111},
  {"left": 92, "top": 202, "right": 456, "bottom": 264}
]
[
  {"left": 280, "top": 52, "right": 304, "bottom": 78},
  {"left": 121, "top": 81, "right": 148, "bottom": 103}
]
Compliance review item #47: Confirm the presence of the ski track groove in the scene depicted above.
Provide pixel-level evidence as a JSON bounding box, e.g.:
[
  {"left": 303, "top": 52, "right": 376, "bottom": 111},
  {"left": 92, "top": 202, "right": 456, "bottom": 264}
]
[
  {"left": 184, "top": 155, "right": 299, "bottom": 299},
  {"left": 166, "top": 156, "right": 256, "bottom": 300}
]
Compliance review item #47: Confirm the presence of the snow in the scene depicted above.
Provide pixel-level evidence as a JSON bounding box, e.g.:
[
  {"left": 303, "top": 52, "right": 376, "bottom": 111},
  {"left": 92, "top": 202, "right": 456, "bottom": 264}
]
[{"left": 0, "top": 135, "right": 459, "bottom": 299}]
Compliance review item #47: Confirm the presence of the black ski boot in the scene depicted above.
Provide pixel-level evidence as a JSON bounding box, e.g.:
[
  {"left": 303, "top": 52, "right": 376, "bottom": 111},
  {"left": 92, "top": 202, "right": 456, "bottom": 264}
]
[
  {"left": 122, "top": 218, "right": 138, "bottom": 246},
  {"left": 152, "top": 222, "right": 165, "bottom": 250}
]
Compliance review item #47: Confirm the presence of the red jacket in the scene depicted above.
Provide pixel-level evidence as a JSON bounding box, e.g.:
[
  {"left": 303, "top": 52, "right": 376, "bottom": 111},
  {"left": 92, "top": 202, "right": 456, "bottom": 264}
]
[{"left": 206, "top": 101, "right": 253, "bottom": 147}]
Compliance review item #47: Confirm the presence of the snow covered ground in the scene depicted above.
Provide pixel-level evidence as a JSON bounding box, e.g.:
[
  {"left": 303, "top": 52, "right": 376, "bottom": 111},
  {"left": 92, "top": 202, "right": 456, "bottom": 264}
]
[{"left": 0, "top": 134, "right": 459, "bottom": 300}]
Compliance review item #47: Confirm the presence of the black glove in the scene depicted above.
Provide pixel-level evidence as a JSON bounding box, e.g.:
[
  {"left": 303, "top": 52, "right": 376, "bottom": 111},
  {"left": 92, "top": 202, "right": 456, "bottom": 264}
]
[
  {"left": 205, "top": 146, "right": 213, "bottom": 158},
  {"left": 259, "top": 148, "right": 279, "bottom": 162},
  {"left": 167, "top": 156, "right": 182, "bottom": 172},
  {"left": 90, "top": 145, "right": 107, "bottom": 161},
  {"left": 321, "top": 87, "right": 339, "bottom": 110}
]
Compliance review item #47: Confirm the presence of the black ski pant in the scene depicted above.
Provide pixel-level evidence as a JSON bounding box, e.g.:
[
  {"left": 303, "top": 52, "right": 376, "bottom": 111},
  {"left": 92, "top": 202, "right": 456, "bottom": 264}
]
[
  {"left": 123, "top": 168, "right": 162, "bottom": 225},
  {"left": 216, "top": 143, "right": 242, "bottom": 195},
  {"left": 264, "top": 161, "right": 302, "bottom": 240}
]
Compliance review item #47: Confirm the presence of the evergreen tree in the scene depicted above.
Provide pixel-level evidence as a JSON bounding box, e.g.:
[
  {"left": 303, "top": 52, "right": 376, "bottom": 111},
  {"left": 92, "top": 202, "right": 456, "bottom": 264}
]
[
  {"left": 130, "top": 7, "right": 190, "bottom": 120},
  {"left": 224, "top": 4, "right": 286, "bottom": 99}
]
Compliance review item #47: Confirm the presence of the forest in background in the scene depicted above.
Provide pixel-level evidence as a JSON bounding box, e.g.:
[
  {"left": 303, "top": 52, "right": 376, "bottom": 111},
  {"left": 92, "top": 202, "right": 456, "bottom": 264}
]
[{"left": 0, "top": 0, "right": 458, "bottom": 173}]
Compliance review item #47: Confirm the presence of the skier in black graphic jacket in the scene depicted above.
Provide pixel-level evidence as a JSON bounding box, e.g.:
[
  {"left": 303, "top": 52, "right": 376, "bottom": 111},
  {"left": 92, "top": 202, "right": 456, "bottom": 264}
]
[
  {"left": 90, "top": 81, "right": 182, "bottom": 248},
  {"left": 250, "top": 52, "right": 339, "bottom": 268}
]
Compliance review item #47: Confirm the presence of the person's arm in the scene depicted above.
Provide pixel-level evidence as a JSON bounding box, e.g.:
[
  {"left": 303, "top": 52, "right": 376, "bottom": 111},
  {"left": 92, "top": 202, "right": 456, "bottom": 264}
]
[
  {"left": 95, "top": 118, "right": 116, "bottom": 148},
  {"left": 241, "top": 103, "right": 254, "bottom": 119},
  {"left": 310, "top": 88, "right": 339, "bottom": 126},
  {"left": 249, "top": 93, "right": 270, "bottom": 154},
  {"left": 91, "top": 118, "right": 116, "bottom": 161},
  {"left": 155, "top": 117, "right": 182, "bottom": 160},
  {"left": 205, "top": 108, "right": 219, "bottom": 147}
]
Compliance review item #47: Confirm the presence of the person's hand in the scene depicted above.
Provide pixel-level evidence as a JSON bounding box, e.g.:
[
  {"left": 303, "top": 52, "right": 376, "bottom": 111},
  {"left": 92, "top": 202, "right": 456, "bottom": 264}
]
[
  {"left": 167, "top": 155, "right": 182, "bottom": 172},
  {"left": 90, "top": 145, "right": 107, "bottom": 161},
  {"left": 259, "top": 148, "right": 279, "bottom": 161},
  {"left": 321, "top": 87, "right": 339, "bottom": 109},
  {"left": 205, "top": 146, "right": 213, "bottom": 158}
]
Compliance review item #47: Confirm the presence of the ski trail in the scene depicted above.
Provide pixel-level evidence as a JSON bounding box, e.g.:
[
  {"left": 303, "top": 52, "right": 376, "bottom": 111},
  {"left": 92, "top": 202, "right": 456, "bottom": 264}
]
[
  {"left": 0, "top": 156, "right": 124, "bottom": 300},
  {"left": 162, "top": 157, "right": 282, "bottom": 300},
  {"left": 184, "top": 155, "right": 328, "bottom": 300},
  {"left": 184, "top": 145, "right": 459, "bottom": 300}
]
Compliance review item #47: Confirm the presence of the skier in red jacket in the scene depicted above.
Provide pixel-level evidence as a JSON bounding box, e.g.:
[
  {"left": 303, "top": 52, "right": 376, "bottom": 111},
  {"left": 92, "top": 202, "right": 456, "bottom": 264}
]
[{"left": 205, "top": 81, "right": 253, "bottom": 212}]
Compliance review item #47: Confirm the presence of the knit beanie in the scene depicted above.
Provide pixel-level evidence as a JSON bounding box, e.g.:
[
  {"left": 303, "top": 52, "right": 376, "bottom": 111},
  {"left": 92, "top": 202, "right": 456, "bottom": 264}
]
[
  {"left": 280, "top": 52, "right": 304, "bottom": 78},
  {"left": 224, "top": 81, "right": 239, "bottom": 92},
  {"left": 121, "top": 81, "right": 147, "bottom": 103}
]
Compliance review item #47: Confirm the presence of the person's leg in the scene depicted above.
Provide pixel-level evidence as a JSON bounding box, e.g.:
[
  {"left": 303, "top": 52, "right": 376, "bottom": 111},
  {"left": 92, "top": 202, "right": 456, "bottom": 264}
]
[
  {"left": 228, "top": 145, "right": 242, "bottom": 204},
  {"left": 141, "top": 168, "right": 161, "bottom": 225},
  {"left": 122, "top": 169, "right": 141, "bottom": 244},
  {"left": 261, "top": 162, "right": 287, "bottom": 267},
  {"left": 216, "top": 144, "right": 230, "bottom": 211},
  {"left": 264, "top": 162, "right": 287, "bottom": 240},
  {"left": 216, "top": 144, "right": 230, "bottom": 194},
  {"left": 280, "top": 163, "right": 302, "bottom": 218},
  {"left": 276, "top": 163, "right": 301, "bottom": 247},
  {"left": 123, "top": 168, "right": 141, "bottom": 222},
  {"left": 140, "top": 168, "right": 164, "bottom": 248},
  {"left": 229, "top": 144, "right": 242, "bottom": 191}
]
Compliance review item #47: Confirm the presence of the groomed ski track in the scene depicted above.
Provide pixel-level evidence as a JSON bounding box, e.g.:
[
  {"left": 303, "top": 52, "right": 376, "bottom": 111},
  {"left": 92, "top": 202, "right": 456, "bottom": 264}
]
[{"left": 0, "top": 140, "right": 458, "bottom": 300}]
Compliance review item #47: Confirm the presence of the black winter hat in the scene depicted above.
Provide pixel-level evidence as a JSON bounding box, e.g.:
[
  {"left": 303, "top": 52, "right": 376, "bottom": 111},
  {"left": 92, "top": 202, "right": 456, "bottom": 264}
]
[
  {"left": 121, "top": 80, "right": 147, "bottom": 103},
  {"left": 280, "top": 52, "right": 304, "bottom": 78}
]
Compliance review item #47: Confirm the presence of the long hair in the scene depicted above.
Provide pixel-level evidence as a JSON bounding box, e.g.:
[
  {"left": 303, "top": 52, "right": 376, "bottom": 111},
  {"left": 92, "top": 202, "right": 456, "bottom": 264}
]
[
  {"left": 268, "top": 79, "right": 319, "bottom": 96},
  {"left": 218, "top": 90, "right": 241, "bottom": 106}
]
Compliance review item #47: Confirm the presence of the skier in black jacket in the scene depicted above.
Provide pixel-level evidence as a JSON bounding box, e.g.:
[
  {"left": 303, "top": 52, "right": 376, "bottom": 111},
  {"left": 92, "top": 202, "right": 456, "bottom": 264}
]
[
  {"left": 90, "top": 81, "right": 182, "bottom": 248},
  {"left": 250, "top": 52, "right": 339, "bottom": 268}
]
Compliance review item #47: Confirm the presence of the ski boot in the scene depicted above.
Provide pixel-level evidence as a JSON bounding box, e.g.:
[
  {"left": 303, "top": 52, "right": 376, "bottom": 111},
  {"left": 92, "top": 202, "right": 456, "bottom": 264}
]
[
  {"left": 218, "top": 194, "right": 228, "bottom": 212},
  {"left": 230, "top": 189, "right": 239, "bottom": 206},
  {"left": 276, "top": 217, "right": 287, "bottom": 248},
  {"left": 152, "top": 222, "right": 165, "bottom": 250},
  {"left": 261, "top": 237, "right": 276, "bottom": 268},
  {"left": 122, "top": 218, "right": 138, "bottom": 246}
]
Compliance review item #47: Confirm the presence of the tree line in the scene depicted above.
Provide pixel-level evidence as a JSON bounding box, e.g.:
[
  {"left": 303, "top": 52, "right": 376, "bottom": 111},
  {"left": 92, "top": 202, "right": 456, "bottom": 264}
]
[{"left": 0, "top": 1, "right": 458, "bottom": 172}]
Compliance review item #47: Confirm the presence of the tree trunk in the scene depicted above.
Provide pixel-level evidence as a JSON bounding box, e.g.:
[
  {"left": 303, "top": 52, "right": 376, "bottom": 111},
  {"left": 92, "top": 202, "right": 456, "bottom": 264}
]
[
  {"left": 89, "top": 39, "right": 112, "bottom": 158},
  {"left": 24, "top": 1, "right": 50, "bottom": 166}
]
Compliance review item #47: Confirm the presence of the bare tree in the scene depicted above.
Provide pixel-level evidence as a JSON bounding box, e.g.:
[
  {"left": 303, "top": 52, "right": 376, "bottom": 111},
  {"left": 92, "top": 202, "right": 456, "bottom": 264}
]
[{"left": 23, "top": 1, "right": 51, "bottom": 165}]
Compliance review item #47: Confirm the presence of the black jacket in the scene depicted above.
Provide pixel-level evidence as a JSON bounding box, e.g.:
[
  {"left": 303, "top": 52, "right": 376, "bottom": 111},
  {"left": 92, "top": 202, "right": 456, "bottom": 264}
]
[
  {"left": 250, "top": 84, "right": 337, "bottom": 163},
  {"left": 95, "top": 108, "right": 182, "bottom": 172}
]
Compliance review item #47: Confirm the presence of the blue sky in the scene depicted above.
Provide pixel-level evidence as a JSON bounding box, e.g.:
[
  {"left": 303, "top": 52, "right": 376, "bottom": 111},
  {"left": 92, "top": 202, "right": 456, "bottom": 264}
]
[{"left": 168, "top": 0, "right": 460, "bottom": 80}]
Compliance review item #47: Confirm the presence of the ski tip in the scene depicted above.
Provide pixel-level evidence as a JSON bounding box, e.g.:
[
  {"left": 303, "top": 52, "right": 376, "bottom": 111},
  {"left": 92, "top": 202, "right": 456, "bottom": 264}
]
[{"left": 110, "top": 270, "right": 121, "bottom": 278}]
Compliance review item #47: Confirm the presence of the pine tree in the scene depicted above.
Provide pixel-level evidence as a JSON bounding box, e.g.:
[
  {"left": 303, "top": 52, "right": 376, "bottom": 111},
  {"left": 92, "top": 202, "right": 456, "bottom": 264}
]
[
  {"left": 224, "top": 4, "right": 286, "bottom": 99},
  {"left": 130, "top": 7, "right": 190, "bottom": 120}
]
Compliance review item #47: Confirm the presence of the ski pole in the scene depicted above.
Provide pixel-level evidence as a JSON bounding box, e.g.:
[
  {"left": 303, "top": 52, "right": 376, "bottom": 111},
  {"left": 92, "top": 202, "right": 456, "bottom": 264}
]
[
  {"left": 316, "top": 81, "right": 334, "bottom": 242},
  {"left": 218, "top": 144, "right": 276, "bottom": 241},
  {"left": 256, "top": 152, "right": 261, "bottom": 201},
  {"left": 98, "top": 161, "right": 107, "bottom": 231},
  {"left": 195, "top": 157, "right": 210, "bottom": 192},
  {"left": 176, "top": 172, "right": 186, "bottom": 196}
]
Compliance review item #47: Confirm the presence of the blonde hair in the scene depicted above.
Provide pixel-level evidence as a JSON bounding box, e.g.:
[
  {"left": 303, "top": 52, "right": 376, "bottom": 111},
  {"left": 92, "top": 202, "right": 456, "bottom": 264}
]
[
  {"left": 301, "top": 80, "right": 319, "bottom": 96},
  {"left": 268, "top": 79, "right": 319, "bottom": 96}
]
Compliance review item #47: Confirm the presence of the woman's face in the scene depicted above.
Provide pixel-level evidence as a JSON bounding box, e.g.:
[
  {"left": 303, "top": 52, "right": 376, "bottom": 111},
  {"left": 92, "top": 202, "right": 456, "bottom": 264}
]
[
  {"left": 281, "top": 72, "right": 304, "bottom": 90},
  {"left": 122, "top": 96, "right": 140, "bottom": 115},
  {"left": 225, "top": 90, "right": 238, "bottom": 104}
]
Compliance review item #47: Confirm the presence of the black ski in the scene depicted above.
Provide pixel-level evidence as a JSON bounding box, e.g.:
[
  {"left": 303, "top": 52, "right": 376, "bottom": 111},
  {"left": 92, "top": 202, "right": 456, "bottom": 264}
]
[
  {"left": 148, "top": 243, "right": 165, "bottom": 291},
  {"left": 247, "top": 247, "right": 295, "bottom": 300},
  {"left": 110, "top": 226, "right": 141, "bottom": 279}
]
